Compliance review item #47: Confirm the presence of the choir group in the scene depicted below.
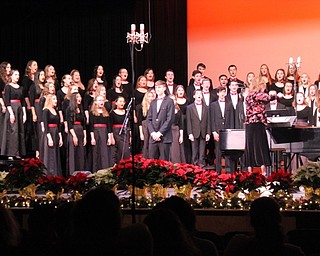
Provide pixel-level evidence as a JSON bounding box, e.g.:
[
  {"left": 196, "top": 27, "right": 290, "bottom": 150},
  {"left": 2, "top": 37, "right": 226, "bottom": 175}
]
[{"left": 0, "top": 60, "right": 319, "bottom": 176}]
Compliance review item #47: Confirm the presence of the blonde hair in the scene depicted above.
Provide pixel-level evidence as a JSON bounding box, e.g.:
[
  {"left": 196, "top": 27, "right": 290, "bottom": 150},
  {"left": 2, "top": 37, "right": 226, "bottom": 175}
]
[
  {"left": 70, "top": 69, "right": 85, "bottom": 90},
  {"left": 96, "top": 84, "right": 107, "bottom": 97},
  {"left": 91, "top": 95, "right": 109, "bottom": 117},
  {"left": 40, "top": 82, "right": 56, "bottom": 98},
  {"left": 43, "top": 94, "right": 57, "bottom": 110},
  {"left": 64, "top": 85, "right": 79, "bottom": 100},
  {"left": 44, "top": 65, "right": 57, "bottom": 81},
  {"left": 141, "top": 90, "right": 154, "bottom": 117},
  {"left": 249, "top": 78, "right": 266, "bottom": 93}
]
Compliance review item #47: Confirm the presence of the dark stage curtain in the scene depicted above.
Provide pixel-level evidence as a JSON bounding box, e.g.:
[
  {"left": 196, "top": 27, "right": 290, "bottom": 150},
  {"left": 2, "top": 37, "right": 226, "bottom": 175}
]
[
  {"left": 0, "top": 0, "right": 187, "bottom": 87},
  {"left": 134, "top": 0, "right": 188, "bottom": 86}
]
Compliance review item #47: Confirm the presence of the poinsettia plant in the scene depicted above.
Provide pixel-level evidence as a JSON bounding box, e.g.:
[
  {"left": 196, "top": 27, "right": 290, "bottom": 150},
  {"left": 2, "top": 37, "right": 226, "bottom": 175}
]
[
  {"left": 267, "top": 169, "right": 293, "bottom": 192},
  {"left": 143, "top": 158, "right": 173, "bottom": 186},
  {"left": 292, "top": 161, "right": 320, "bottom": 189},
  {"left": 38, "top": 175, "right": 66, "bottom": 194},
  {"left": 89, "top": 167, "right": 117, "bottom": 189},
  {"left": 112, "top": 154, "right": 147, "bottom": 189},
  {"left": 5, "top": 158, "right": 46, "bottom": 190},
  {"left": 66, "top": 172, "right": 94, "bottom": 193},
  {"left": 193, "top": 169, "right": 219, "bottom": 193},
  {"left": 233, "top": 171, "right": 267, "bottom": 192},
  {"left": 165, "top": 163, "right": 201, "bottom": 188},
  {"left": 216, "top": 173, "right": 236, "bottom": 194}
]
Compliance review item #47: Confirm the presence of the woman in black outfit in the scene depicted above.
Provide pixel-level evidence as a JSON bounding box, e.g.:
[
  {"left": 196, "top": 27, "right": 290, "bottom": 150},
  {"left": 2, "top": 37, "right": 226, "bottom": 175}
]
[
  {"left": 175, "top": 85, "right": 191, "bottom": 163},
  {"left": 29, "top": 70, "right": 45, "bottom": 157},
  {"left": 244, "top": 78, "right": 271, "bottom": 175},
  {"left": 21, "top": 60, "right": 38, "bottom": 156},
  {"left": 0, "top": 62, "right": 11, "bottom": 151},
  {"left": 107, "top": 75, "right": 128, "bottom": 105},
  {"left": 89, "top": 95, "right": 113, "bottom": 172},
  {"left": 1, "top": 70, "right": 26, "bottom": 157},
  {"left": 293, "top": 92, "right": 312, "bottom": 125},
  {"left": 92, "top": 65, "right": 107, "bottom": 88},
  {"left": 42, "top": 94, "right": 63, "bottom": 175},
  {"left": 109, "top": 96, "right": 131, "bottom": 164},
  {"left": 169, "top": 94, "right": 185, "bottom": 163},
  {"left": 66, "top": 93, "right": 86, "bottom": 174},
  {"left": 38, "top": 82, "right": 56, "bottom": 161},
  {"left": 136, "top": 89, "right": 156, "bottom": 158},
  {"left": 268, "top": 68, "right": 286, "bottom": 95}
]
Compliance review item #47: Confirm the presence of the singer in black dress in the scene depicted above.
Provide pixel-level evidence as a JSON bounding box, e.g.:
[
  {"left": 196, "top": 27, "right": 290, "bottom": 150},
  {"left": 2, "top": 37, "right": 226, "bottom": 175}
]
[
  {"left": 1, "top": 70, "right": 26, "bottom": 157},
  {"left": 96, "top": 84, "right": 112, "bottom": 112},
  {"left": 29, "top": 70, "right": 45, "bottom": 156},
  {"left": 107, "top": 75, "right": 128, "bottom": 105},
  {"left": 89, "top": 95, "right": 113, "bottom": 172},
  {"left": 66, "top": 93, "right": 87, "bottom": 174},
  {"left": 136, "top": 89, "right": 156, "bottom": 158},
  {"left": 244, "top": 79, "right": 271, "bottom": 174},
  {"left": 42, "top": 94, "right": 63, "bottom": 176},
  {"left": 0, "top": 62, "right": 11, "bottom": 151},
  {"left": 169, "top": 95, "right": 185, "bottom": 163},
  {"left": 175, "top": 85, "right": 191, "bottom": 163},
  {"left": 294, "top": 92, "right": 313, "bottom": 125},
  {"left": 38, "top": 82, "right": 56, "bottom": 161},
  {"left": 21, "top": 60, "right": 38, "bottom": 156},
  {"left": 92, "top": 65, "right": 107, "bottom": 88},
  {"left": 109, "top": 96, "right": 131, "bottom": 164}
]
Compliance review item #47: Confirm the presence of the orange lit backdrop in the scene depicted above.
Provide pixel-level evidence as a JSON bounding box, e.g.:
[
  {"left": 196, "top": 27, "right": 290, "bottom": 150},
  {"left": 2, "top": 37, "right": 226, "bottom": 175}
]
[{"left": 188, "top": 0, "right": 320, "bottom": 86}]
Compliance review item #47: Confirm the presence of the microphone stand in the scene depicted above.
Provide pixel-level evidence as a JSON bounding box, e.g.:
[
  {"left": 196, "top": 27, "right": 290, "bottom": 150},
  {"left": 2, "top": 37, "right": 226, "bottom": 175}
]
[
  {"left": 126, "top": 24, "right": 149, "bottom": 224},
  {"left": 119, "top": 97, "right": 133, "bottom": 136},
  {"left": 128, "top": 42, "right": 137, "bottom": 224}
]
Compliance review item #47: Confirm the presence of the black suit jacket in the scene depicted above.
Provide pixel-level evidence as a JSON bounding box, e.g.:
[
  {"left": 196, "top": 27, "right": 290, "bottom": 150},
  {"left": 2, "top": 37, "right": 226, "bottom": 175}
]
[
  {"left": 235, "top": 98, "right": 246, "bottom": 129},
  {"left": 147, "top": 96, "right": 175, "bottom": 143},
  {"left": 165, "top": 83, "right": 177, "bottom": 96},
  {"left": 186, "top": 103, "right": 210, "bottom": 139},
  {"left": 210, "top": 101, "right": 235, "bottom": 133}
]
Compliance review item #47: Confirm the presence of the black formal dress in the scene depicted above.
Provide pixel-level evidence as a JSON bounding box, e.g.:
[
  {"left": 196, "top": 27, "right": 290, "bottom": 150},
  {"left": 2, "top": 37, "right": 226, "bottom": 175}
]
[
  {"left": 29, "top": 83, "right": 42, "bottom": 152},
  {"left": 0, "top": 78, "right": 6, "bottom": 150},
  {"left": 178, "top": 99, "right": 192, "bottom": 163},
  {"left": 89, "top": 112, "right": 113, "bottom": 172},
  {"left": 21, "top": 75, "right": 34, "bottom": 156},
  {"left": 1, "top": 85, "right": 26, "bottom": 156},
  {"left": 136, "top": 104, "right": 150, "bottom": 158},
  {"left": 66, "top": 107, "right": 86, "bottom": 174},
  {"left": 42, "top": 109, "right": 61, "bottom": 176},
  {"left": 170, "top": 110, "right": 186, "bottom": 163},
  {"left": 109, "top": 110, "right": 131, "bottom": 164},
  {"left": 244, "top": 90, "right": 271, "bottom": 168}
]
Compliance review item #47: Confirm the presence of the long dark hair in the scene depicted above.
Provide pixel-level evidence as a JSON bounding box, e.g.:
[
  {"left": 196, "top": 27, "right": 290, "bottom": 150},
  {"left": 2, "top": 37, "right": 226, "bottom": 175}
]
[
  {"left": 0, "top": 61, "right": 10, "bottom": 84},
  {"left": 69, "top": 93, "right": 83, "bottom": 122},
  {"left": 33, "top": 70, "right": 45, "bottom": 95}
]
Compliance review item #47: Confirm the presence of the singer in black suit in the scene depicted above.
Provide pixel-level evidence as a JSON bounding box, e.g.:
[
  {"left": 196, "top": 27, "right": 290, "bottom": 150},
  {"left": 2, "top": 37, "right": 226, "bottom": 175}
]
[
  {"left": 147, "top": 80, "right": 175, "bottom": 160},
  {"left": 227, "top": 64, "right": 244, "bottom": 91},
  {"left": 186, "top": 90, "right": 211, "bottom": 168},
  {"left": 187, "top": 70, "right": 202, "bottom": 103},
  {"left": 210, "top": 87, "right": 235, "bottom": 172}
]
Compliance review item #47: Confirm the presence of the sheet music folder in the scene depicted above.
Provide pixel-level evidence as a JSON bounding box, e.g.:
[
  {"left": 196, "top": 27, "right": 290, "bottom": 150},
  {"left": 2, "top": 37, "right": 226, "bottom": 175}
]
[{"left": 266, "top": 109, "right": 296, "bottom": 127}]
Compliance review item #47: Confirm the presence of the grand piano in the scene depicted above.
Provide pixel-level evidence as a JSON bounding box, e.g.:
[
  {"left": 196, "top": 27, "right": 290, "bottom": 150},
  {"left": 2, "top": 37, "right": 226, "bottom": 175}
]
[{"left": 220, "top": 115, "right": 320, "bottom": 172}]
